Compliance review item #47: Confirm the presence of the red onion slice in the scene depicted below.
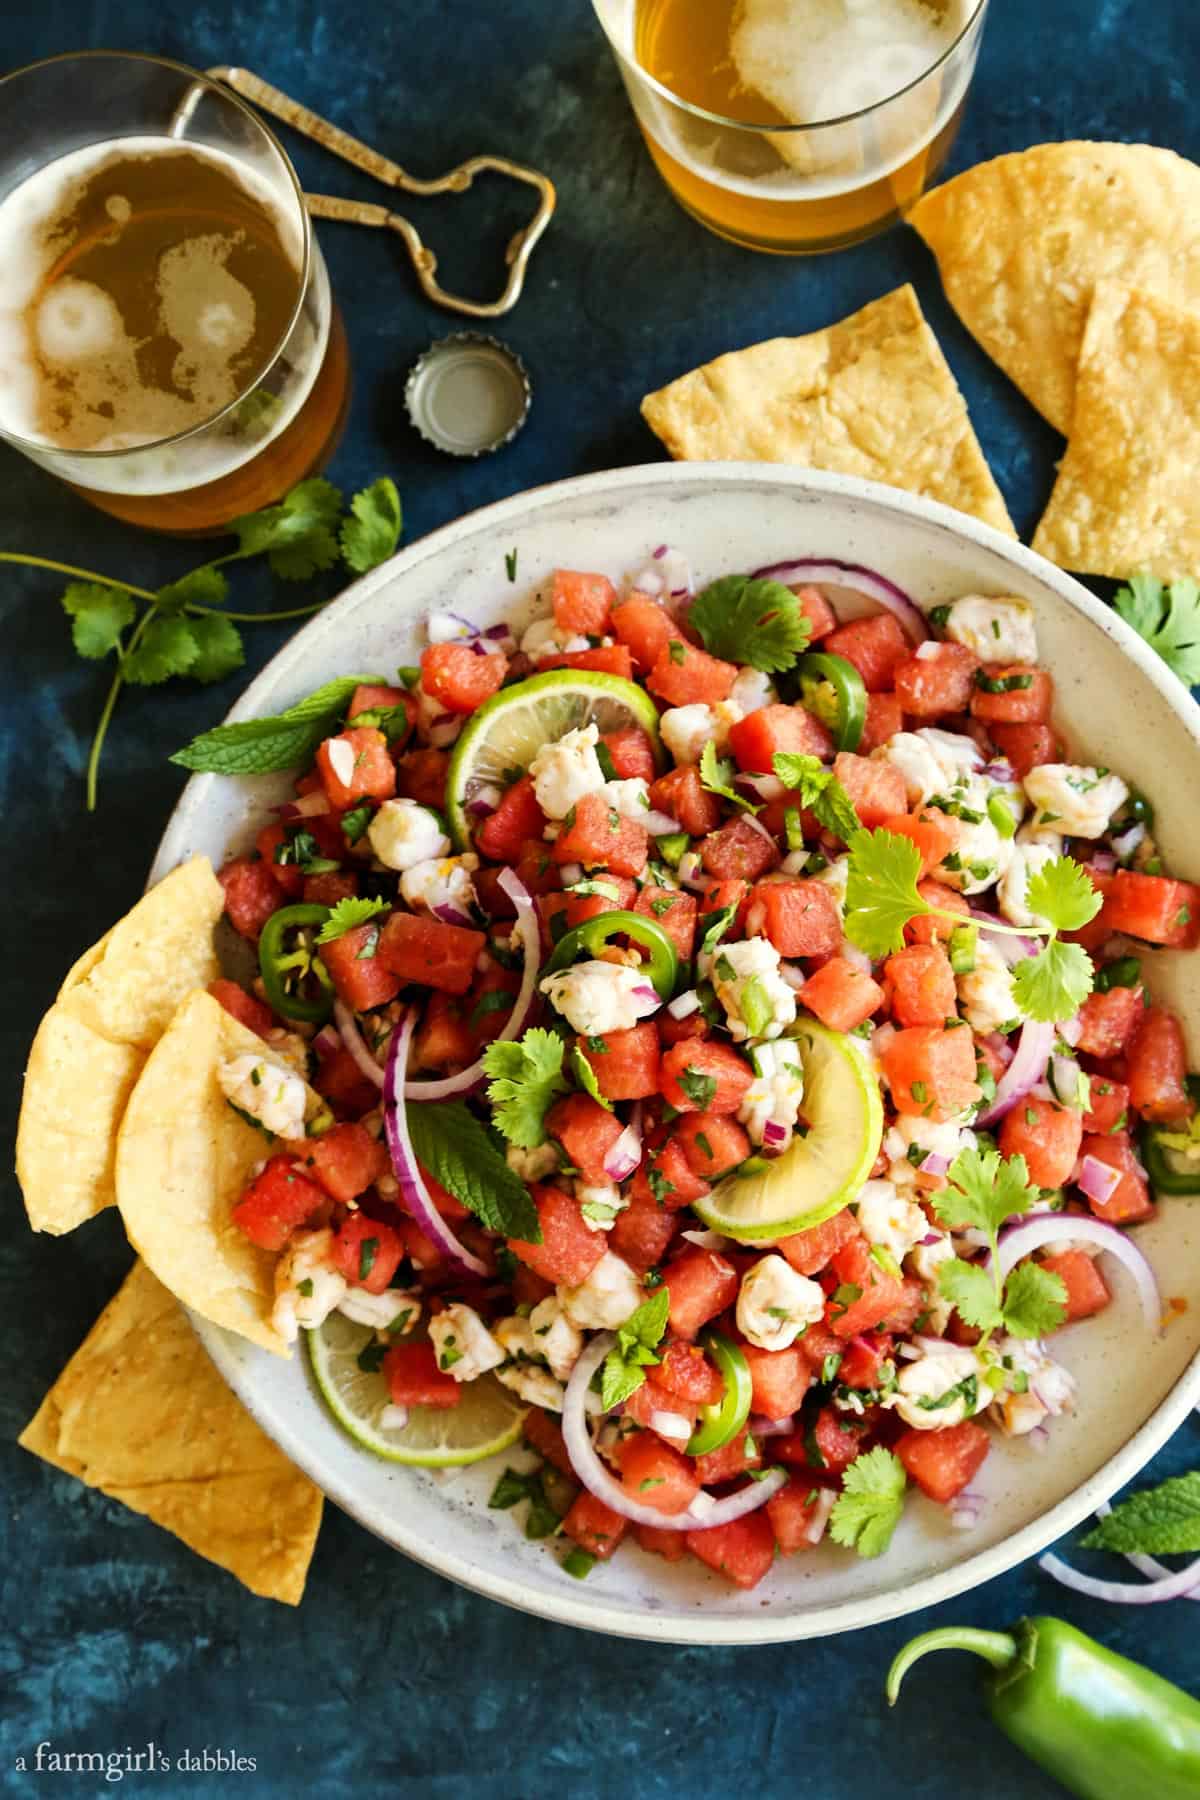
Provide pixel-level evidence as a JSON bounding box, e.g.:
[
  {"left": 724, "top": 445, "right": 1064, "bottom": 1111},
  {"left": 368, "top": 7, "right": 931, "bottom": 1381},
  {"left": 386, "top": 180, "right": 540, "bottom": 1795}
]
[
  {"left": 736, "top": 771, "right": 785, "bottom": 802},
  {"left": 667, "top": 988, "right": 701, "bottom": 1021},
  {"left": 1039, "top": 1549, "right": 1200, "bottom": 1604},
  {"left": 1077, "top": 1155, "right": 1123, "bottom": 1207},
  {"left": 968, "top": 909, "right": 1040, "bottom": 971},
  {"left": 751, "top": 558, "right": 929, "bottom": 645},
  {"left": 334, "top": 999, "right": 385, "bottom": 1090},
  {"left": 273, "top": 788, "right": 333, "bottom": 821},
  {"left": 603, "top": 1123, "right": 642, "bottom": 1182},
  {"left": 431, "top": 901, "right": 475, "bottom": 928},
  {"left": 649, "top": 1409, "right": 692, "bottom": 1444},
  {"left": 975, "top": 1020, "right": 1056, "bottom": 1126},
  {"left": 922, "top": 1152, "right": 951, "bottom": 1178},
  {"left": 403, "top": 867, "right": 540, "bottom": 1102},
  {"left": 562, "top": 1334, "right": 786, "bottom": 1529},
  {"left": 640, "top": 808, "right": 683, "bottom": 836},
  {"left": 990, "top": 1215, "right": 1161, "bottom": 1333},
  {"left": 383, "top": 1012, "right": 489, "bottom": 1276},
  {"left": 749, "top": 1415, "right": 794, "bottom": 1438}
]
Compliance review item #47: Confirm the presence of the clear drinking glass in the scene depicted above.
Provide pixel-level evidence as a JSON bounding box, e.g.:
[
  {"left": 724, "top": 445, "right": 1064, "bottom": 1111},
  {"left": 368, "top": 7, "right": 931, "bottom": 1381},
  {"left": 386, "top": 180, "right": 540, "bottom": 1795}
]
[
  {"left": 592, "top": 0, "right": 990, "bottom": 254},
  {"left": 0, "top": 51, "right": 349, "bottom": 533}
]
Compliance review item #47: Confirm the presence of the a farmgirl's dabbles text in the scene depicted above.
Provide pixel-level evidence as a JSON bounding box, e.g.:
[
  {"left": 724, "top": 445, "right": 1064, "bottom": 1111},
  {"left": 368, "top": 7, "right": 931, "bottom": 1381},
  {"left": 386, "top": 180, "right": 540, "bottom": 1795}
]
[{"left": 203, "top": 551, "right": 1198, "bottom": 1588}]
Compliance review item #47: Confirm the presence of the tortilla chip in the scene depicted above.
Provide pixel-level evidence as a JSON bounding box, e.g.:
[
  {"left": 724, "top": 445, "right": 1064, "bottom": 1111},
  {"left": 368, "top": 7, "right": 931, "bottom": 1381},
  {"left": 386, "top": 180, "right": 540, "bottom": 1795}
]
[
  {"left": 16, "top": 856, "right": 224, "bottom": 1235},
  {"left": 641, "top": 286, "right": 1015, "bottom": 536},
  {"left": 1031, "top": 282, "right": 1200, "bottom": 581},
  {"left": 909, "top": 142, "right": 1200, "bottom": 435},
  {"left": 115, "top": 988, "right": 316, "bottom": 1357},
  {"left": 19, "top": 1261, "right": 323, "bottom": 1605}
]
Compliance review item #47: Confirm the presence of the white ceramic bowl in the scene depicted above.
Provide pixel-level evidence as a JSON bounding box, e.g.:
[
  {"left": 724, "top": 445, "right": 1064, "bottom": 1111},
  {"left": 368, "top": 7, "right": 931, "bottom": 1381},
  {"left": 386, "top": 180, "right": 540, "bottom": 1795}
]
[{"left": 152, "top": 464, "right": 1200, "bottom": 1643}]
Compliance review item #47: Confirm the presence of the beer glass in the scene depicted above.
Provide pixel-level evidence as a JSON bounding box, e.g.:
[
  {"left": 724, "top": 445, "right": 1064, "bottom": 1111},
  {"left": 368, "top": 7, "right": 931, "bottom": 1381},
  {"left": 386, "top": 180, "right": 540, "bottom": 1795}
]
[
  {"left": 592, "top": 0, "right": 990, "bottom": 254},
  {"left": 0, "top": 52, "right": 349, "bottom": 533}
]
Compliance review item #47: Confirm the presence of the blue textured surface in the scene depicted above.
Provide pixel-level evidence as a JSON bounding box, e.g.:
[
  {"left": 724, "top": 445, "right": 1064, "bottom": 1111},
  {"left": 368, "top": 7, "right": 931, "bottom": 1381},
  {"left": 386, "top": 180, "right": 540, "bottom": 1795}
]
[{"left": 3, "top": 4, "right": 1200, "bottom": 1795}]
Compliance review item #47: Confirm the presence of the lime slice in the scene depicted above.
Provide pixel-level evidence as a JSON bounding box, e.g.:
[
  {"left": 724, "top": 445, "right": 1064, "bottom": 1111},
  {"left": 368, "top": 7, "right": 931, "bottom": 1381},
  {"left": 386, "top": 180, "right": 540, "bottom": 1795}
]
[
  {"left": 307, "top": 1314, "right": 526, "bottom": 1467},
  {"left": 692, "top": 1021, "right": 883, "bottom": 1243},
  {"left": 445, "top": 669, "right": 665, "bottom": 848}
]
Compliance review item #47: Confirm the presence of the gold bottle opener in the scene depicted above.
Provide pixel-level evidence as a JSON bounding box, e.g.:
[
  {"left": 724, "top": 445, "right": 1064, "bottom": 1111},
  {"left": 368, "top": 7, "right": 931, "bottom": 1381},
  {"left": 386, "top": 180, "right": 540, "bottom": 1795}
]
[{"left": 208, "top": 66, "right": 556, "bottom": 319}]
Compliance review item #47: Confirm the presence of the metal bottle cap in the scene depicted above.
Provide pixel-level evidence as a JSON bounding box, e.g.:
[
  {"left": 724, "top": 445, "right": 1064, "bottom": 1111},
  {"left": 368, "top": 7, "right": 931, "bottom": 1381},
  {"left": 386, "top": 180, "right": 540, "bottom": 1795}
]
[{"left": 404, "top": 332, "right": 531, "bottom": 457}]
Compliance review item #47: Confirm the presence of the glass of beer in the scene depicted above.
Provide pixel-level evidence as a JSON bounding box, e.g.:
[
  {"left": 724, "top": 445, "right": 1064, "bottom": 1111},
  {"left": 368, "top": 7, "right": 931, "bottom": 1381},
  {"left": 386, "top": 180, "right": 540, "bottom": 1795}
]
[
  {"left": 0, "top": 52, "right": 349, "bottom": 533},
  {"left": 592, "top": 0, "right": 990, "bottom": 254}
]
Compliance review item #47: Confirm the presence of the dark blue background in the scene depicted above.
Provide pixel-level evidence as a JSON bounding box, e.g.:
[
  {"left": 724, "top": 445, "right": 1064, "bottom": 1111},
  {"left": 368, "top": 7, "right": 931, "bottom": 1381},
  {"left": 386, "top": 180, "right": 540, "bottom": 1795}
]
[{"left": 3, "top": 3, "right": 1199, "bottom": 1795}]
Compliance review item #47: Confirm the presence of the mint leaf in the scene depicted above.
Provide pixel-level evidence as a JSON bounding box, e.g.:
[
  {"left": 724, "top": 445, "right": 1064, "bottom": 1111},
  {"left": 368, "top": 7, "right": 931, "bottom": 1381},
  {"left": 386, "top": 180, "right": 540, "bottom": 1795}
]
[
  {"left": 123, "top": 614, "right": 199, "bottom": 686},
  {"left": 61, "top": 583, "right": 136, "bottom": 659},
  {"left": 772, "top": 752, "right": 860, "bottom": 842},
  {"left": 169, "top": 674, "right": 380, "bottom": 773},
  {"left": 1082, "top": 1471, "right": 1200, "bottom": 1556},
  {"left": 405, "top": 1098, "right": 540, "bottom": 1242},
  {"left": 186, "top": 613, "right": 245, "bottom": 684},
  {"left": 600, "top": 1288, "right": 671, "bottom": 1410},
  {"left": 341, "top": 477, "right": 402, "bottom": 574},
  {"left": 688, "top": 575, "right": 812, "bottom": 672}
]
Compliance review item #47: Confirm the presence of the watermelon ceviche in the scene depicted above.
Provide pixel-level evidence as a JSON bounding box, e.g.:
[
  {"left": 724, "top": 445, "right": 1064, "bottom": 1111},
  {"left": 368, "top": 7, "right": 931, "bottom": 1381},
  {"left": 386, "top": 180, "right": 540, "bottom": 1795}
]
[{"left": 210, "top": 554, "right": 1199, "bottom": 1588}]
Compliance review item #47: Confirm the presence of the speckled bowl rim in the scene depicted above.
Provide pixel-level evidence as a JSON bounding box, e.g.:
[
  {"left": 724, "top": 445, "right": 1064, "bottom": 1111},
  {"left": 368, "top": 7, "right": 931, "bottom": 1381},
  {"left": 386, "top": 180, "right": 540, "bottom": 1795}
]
[{"left": 154, "top": 463, "right": 1200, "bottom": 1643}]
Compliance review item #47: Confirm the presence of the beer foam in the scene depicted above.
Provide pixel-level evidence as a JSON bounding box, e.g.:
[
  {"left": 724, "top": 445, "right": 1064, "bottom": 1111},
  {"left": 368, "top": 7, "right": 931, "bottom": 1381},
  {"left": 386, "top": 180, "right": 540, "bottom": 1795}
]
[{"left": 730, "top": 0, "right": 967, "bottom": 125}]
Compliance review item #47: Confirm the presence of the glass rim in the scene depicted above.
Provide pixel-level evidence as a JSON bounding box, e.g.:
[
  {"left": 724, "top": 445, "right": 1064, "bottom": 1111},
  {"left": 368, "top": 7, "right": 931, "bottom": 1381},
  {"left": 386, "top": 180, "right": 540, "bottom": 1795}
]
[
  {"left": 592, "top": 0, "right": 989, "bottom": 135},
  {"left": 0, "top": 48, "right": 314, "bottom": 462}
]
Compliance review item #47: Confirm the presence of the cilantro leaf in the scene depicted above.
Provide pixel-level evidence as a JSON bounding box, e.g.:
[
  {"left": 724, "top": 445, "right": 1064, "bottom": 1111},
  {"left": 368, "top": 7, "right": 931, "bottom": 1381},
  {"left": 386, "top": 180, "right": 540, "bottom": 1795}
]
[
  {"left": 405, "top": 1098, "right": 540, "bottom": 1242},
  {"left": 772, "top": 752, "right": 860, "bottom": 843},
  {"left": 937, "top": 1258, "right": 1003, "bottom": 1333},
  {"left": 1011, "top": 938, "right": 1095, "bottom": 1024},
  {"left": 932, "top": 1147, "right": 1039, "bottom": 1241},
  {"left": 1113, "top": 574, "right": 1200, "bottom": 686},
  {"left": 688, "top": 575, "right": 812, "bottom": 672},
  {"left": 186, "top": 613, "right": 245, "bottom": 684},
  {"left": 169, "top": 675, "right": 381, "bottom": 773},
  {"left": 315, "top": 896, "right": 390, "bottom": 944},
  {"left": 122, "top": 614, "right": 199, "bottom": 686},
  {"left": 600, "top": 1288, "right": 671, "bottom": 1410},
  {"left": 699, "top": 740, "right": 758, "bottom": 812},
  {"left": 230, "top": 477, "right": 344, "bottom": 580},
  {"left": 1024, "top": 857, "right": 1102, "bottom": 934},
  {"left": 828, "top": 1447, "right": 907, "bottom": 1558},
  {"left": 341, "top": 477, "right": 402, "bottom": 574},
  {"left": 843, "top": 826, "right": 929, "bottom": 958},
  {"left": 1082, "top": 1471, "right": 1200, "bottom": 1556},
  {"left": 483, "top": 1028, "right": 570, "bottom": 1147},
  {"left": 571, "top": 1043, "right": 613, "bottom": 1111},
  {"left": 154, "top": 566, "right": 230, "bottom": 613},
  {"left": 61, "top": 583, "right": 136, "bottom": 659},
  {"left": 1001, "top": 1260, "right": 1068, "bottom": 1338}
]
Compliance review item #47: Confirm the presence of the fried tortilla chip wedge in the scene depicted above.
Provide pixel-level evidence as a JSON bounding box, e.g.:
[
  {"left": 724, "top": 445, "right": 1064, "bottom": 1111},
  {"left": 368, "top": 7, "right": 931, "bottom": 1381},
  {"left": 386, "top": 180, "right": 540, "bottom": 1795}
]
[
  {"left": 16, "top": 856, "right": 224, "bottom": 1234},
  {"left": 20, "top": 1261, "right": 323, "bottom": 1605},
  {"left": 115, "top": 988, "right": 320, "bottom": 1358},
  {"left": 909, "top": 141, "right": 1200, "bottom": 435},
  {"left": 641, "top": 285, "right": 1015, "bottom": 536},
  {"left": 1032, "top": 281, "right": 1200, "bottom": 581}
]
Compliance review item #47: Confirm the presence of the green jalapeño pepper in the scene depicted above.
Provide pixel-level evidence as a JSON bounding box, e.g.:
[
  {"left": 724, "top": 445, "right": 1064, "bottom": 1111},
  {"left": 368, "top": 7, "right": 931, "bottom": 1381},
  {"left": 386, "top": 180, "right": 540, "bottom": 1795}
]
[
  {"left": 1141, "top": 1074, "right": 1200, "bottom": 1195},
  {"left": 259, "top": 902, "right": 335, "bottom": 1024},
  {"left": 888, "top": 1617, "right": 1200, "bottom": 1800},
  {"left": 543, "top": 908, "right": 678, "bottom": 999},
  {"left": 686, "top": 1331, "right": 752, "bottom": 1456},
  {"left": 798, "top": 651, "right": 867, "bottom": 752}
]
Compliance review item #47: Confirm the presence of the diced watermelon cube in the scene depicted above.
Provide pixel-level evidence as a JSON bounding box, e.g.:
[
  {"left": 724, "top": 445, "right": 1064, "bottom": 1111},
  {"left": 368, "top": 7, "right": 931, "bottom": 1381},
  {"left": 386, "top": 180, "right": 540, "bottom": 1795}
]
[
  {"left": 617, "top": 1432, "right": 701, "bottom": 1514},
  {"left": 882, "top": 1024, "right": 982, "bottom": 1121},
  {"left": 611, "top": 593, "right": 676, "bottom": 675},
  {"left": 232, "top": 1156, "right": 327, "bottom": 1251},
  {"left": 562, "top": 1490, "right": 627, "bottom": 1559},
  {"left": 778, "top": 1209, "right": 859, "bottom": 1276},
  {"left": 218, "top": 856, "right": 283, "bottom": 941},
  {"left": 546, "top": 1092, "right": 628, "bottom": 1182},
  {"left": 420, "top": 641, "right": 508, "bottom": 714},
  {"left": 742, "top": 1344, "right": 810, "bottom": 1419},
  {"left": 1040, "top": 1249, "right": 1111, "bottom": 1322},
  {"left": 552, "top": 791, "right": 649, "bottom": 878},
  {"left": 801, "top": 956, "right": 884, "bottom": 1032},
  {"left": 646, "top": 637, "right": 738, "bottom": 707},
  {"left": 659, "top": 1039, "right": 755, "bottom": 1115},
  {"left": 378, "top": 912, "right": 486, "bottom": 996},
  {"left": 969, "top": 666, "right": 1053, "bottom": 724},
  {"left": 316, "top": 726, "right": 396, "bottom": 809},
  {"left": 209, "top": 978, "right": 274, "bottom": 1038},
  {"left": 507, "top": 1184, "right": 606, "bottom": 1287},
  {"left": 649, "top": 765, "right": 721, "bottom": 832},
  {"left": 476, "top": 774, "right": 547, "bottom": 863},
  {"left": 577, "top": 1021, "right": 661, "bottom": 1102},
  {"left": 610, "top": 1196, "right": 679, "bottom": 1273},
  {"left": 700, "top": 815, "right": 780, "bottom": 882},
  {"left": 299, "top": 1121, "right": 390, "bottom": 1204},
  {"left": 685, "top": 1511, "right": 776, "bottom": 1589},
  {"left": 676, "top": 1113, "right": 750, "bottom": 1180},
  {"left": 728, "top": 702, "right": 831, "bottom": 772},
  {"left": 552, "top": 568, "right": 618, "bottom": 635},
  {"left": 896, "top": 1419, "right": 989, "bottom": 1502},
  {"left": 634, "top": 886, "right": 697, "bottom": 959},
  {"left": 823, "top": 614, "right": 911, "bottom": 692},
  {"left": 602, "top": 727, "right": 658, "bottom": 781},
  {"left": 383, "top": 1341, "right": 461, "bottom": 1409},
  {"left": 833, "top": 752, "right": 906, "bottom": 829},
  {"left": 329, "top": 1212, "right": 405, "bottom": 1293},
  {"left": 746, "top": 878, "right": 841, "bottom": 957},
  {"left": 893, "top": 642, "right": 978, "bottom": 717},
  {"left": 662, "top": 1247, "right": 739, "bottom": 1339},
  {"left": 884, "top": 943, "right": 958, "bottom": 1028}
]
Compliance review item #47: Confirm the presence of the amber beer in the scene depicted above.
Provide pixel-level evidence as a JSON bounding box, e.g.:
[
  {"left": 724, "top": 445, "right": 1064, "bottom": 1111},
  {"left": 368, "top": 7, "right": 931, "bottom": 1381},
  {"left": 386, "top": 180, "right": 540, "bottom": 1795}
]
[
  {"left": 0, "top": 115, "right": 346, "bottom": 532},
  {"left": 594, "top": 0, "right": 989, "bottom": 253}
]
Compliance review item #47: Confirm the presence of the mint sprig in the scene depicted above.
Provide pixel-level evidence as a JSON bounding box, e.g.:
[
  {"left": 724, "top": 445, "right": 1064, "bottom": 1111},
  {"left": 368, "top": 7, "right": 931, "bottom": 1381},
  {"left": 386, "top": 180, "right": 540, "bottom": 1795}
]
[{"left": 405, "top": 1097, "right": 541, "bottom": 1243}]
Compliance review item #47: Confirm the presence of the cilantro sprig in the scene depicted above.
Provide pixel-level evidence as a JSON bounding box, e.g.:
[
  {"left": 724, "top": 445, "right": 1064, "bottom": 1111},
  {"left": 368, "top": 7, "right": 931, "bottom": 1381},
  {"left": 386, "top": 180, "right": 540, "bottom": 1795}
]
[
  {"left": 482, "top": 1028, "right": 570, "bottom": 1148},
  {"left": 8, "top": 476, "right": 402, "bottom": 810},
  {"left": 600, "top": 1289, "right": 671, "bottom": 1410},
  {"left": 1082, "top": 1471, "right": 1200, "bottom": 1557},
  {"left": 699, "top": 740, "right": 758, "bottom": 813},
  {"left": 932, "top": 1147, "right": 1067, "bottom": 1342},
  {"left": 772, "top": 752, "right": 861, "bottom": 842},
  {"left": 1113, "top": 573, "right": 1200, "bottom": 685},
  {"left": 688, "top": 575, "right": 813, "bottom": 672},
  {"left": 315, "top": 896, "right": 389, "bottom": 944},
  {"left": 843, "top": 828, "right": 1102, "bottom": 1023},
  {"left": 829, "top": 1447, "right": 907, "bottom": 1558}
]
